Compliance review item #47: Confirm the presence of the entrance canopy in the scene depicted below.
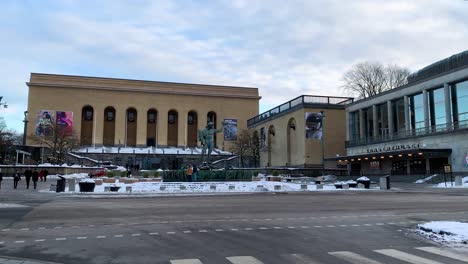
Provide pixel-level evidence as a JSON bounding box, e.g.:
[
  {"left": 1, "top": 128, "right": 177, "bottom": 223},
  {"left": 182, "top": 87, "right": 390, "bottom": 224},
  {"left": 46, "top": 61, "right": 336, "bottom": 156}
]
[{"left": 327, "top": 148, "right": 452, "bottom": 162}]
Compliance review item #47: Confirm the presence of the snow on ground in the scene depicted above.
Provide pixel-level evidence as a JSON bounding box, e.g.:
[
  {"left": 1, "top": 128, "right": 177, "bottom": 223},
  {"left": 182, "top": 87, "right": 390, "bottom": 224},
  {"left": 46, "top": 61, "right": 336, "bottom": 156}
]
[
  {"left": 75, "top": 146, "right": 233, "bottom": 155},
  {"left": 417, "top": 221, "right": 468, "bottom": 246},
  {"left": 47, "top": 173, "right": 89, "bottom": 180},
  {"left": 0, "top": 203, "right": 29, "bottom": 208},
  {"left": 44, "top": 178, "right": 378, "bottom": 194},
  {"left": 433, "top": 176, "right": 468, "bottom": 188},
  {"left": 415, "top": 174, "right": 438, "bottom": 183}
]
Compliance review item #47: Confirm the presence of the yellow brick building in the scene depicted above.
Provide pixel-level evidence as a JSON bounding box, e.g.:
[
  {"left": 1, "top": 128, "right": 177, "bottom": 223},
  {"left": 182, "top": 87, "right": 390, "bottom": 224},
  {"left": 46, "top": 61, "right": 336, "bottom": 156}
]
[{"left": 26, "top": 73, "right": 260, "bottom": 151}]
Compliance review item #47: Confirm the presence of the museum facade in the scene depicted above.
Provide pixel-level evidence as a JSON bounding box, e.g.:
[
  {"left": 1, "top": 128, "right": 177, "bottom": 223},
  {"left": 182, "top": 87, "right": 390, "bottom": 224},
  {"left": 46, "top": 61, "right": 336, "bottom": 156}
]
[
  {"left": 336, "top": 50, "right": 468, "bottom": 175},
  {"left": 25, "top": 73, "right": 260, "bottom": 151},
  {"left": 248, "top": 95, "right": 353, "bottom": 167}
]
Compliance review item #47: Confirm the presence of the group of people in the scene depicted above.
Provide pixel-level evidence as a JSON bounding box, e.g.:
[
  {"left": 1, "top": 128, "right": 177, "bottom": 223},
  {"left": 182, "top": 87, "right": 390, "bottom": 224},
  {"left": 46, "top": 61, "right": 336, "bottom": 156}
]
[
  {"left": 185, "top": 164, "right": 198, "bottom": 182},
  {"left": 6, "top": 168, "right": 49, "bottom": 190}
]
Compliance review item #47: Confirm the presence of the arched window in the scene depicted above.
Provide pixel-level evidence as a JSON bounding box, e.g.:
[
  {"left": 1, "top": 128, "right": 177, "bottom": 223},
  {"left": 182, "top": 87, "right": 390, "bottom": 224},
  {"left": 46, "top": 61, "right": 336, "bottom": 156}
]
[
  {"left": 126, "top": 108, "right": 137, "bottom": 147},
  {"left": 147, "top": 109, "right": 157, "bottom": 146},
  {"left": 167, "top": 110, "right": 178, "bottom": 147},
  {"left": 80, "top": 106, "right": 94, "bottom": 146},
  {"left": 103, "top": 107, "right": 116, "bottom": 146},
  {"left": 187, "top": 111, "right": 198, "bottom": 147}
]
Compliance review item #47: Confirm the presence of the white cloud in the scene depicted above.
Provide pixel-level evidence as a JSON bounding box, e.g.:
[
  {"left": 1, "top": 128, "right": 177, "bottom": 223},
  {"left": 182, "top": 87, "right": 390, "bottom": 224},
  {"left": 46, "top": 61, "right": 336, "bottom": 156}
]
[{"left": 0, "top": 0, "right": 467, "bottom": 132}]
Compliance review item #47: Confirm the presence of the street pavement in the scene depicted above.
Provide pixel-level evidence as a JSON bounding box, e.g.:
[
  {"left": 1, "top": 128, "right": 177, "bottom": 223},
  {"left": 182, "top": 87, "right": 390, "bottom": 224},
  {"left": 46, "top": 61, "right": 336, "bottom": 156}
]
[{"left": 0, "top": 178, "right": 468, "bottom": 263}]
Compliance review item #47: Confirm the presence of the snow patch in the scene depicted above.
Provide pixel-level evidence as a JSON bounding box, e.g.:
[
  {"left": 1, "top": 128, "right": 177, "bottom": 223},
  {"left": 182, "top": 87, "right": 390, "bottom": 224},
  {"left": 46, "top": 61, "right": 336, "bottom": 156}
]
[
  {"left": 433, "top": 176, "right": 468, "bottom": 188},
  {"left": 415, "top": 174, "right": 438, "bottom": 184},
  {"left": 417, "top": 221, "right": 468, "bottom": 246}
]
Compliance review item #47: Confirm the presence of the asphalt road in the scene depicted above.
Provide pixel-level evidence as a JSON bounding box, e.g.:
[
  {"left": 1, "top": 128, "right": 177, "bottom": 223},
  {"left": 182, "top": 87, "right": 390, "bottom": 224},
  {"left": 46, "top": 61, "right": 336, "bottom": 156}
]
[{"left": 1, "top": 180, "right": 468, "bottom": 263}]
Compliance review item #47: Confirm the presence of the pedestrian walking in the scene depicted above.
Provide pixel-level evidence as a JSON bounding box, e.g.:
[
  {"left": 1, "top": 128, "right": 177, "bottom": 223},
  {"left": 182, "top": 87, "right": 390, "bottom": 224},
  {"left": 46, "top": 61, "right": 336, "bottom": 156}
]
[
  {"left": 39, "top": 170, "right": 44, "bottom": 181},
  {"left": 32, "top": 169, "right": 39, "bottom": 190},
  {"left": 192, "top": 164, "right": 198, "bottom": 182},
  {"left": 43, "top": 169, "right": 49, "bottom": 182},
  {"left": 25, "top": 169, "right": 32, "bottom": 189},
  {"left": 0, "top": 168, "right": 3, "bottom": 189},
  {"left": 13, "top": 170, "right": 21, "bottom": 189},
  {"left": 186, "top": 165, "right": 193, "bottom": 182}
]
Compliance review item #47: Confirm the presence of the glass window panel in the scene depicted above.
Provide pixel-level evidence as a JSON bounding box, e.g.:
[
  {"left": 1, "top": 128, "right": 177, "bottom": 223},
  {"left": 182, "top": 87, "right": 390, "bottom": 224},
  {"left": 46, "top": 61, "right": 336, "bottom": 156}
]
[{"left": 456, "top": 80, "right": 468, "bottom": 125}]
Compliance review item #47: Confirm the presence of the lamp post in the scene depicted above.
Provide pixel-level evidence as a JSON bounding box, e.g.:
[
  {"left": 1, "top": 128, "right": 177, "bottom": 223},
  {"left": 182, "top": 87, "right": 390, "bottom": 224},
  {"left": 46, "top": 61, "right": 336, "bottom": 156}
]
[
  {"left": 23, "top": 111, "right": 28, "bottom": 146},
  {"left": 320, "top": 110, "right": 325, "bottom": 176}
]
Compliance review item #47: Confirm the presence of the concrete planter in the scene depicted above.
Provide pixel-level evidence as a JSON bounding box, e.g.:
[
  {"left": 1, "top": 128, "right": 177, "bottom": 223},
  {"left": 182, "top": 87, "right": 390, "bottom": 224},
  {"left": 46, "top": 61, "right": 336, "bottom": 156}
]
[
  {"left": 94, "top": 179, "right": 103, "bottom": 185},
  {"left": 102, "top": 178, "right": 116, "bottom": 183},
  {"left": 79, "top": 182, "right": 95, "bottom": 192}
]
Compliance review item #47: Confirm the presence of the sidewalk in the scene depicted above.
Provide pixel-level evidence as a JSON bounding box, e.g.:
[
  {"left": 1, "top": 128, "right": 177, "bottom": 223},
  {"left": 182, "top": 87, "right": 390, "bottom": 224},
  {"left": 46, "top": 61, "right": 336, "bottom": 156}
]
[{"left": 0, "top": 256, "right": 62, "bottom": 264}]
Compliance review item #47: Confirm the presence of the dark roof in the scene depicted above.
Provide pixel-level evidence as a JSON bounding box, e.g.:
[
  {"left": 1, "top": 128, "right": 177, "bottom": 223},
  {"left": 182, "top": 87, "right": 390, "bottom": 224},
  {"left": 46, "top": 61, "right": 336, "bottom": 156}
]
[{"left": 407, "top": 50, "right": 468, "bottom": 84}]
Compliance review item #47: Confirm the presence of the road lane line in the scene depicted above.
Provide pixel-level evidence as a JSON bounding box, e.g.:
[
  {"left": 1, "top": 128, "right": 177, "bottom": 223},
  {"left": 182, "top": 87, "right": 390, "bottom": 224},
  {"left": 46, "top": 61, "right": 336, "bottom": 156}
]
[
  {"left": 131, "top": 234, "right": 141, "bottom": 236},
  {"left": 416, "top": 247, "right": 468, "bottom": 262},
  {"left": 374, "top": 249, "right": 444, "bottom": 264},
  {"left": 35, "top": 239, "right": 45, "bottom": 242},
  {"left": 227, "top": 256, "right": 264, "bottom": 263},
  {"left": 77, "top": 237, "right": 87, "bottom": 239},
  {"left": 170, "top": 259, "right": 203, "bottom": 264},
  {"left": 329, "top": 251, "right": 384, "bottom": 264},
  {"left": 14, "top": 241, "right": 25, "bottom": 243},
  {"left": 114, "top": 235, "right": 124, "bottom": 238},
  {"left": 199, "top": 230, "right": 208, "bottom": 233},
  {"left": 183, "top": 231, "right": 192, "bottom": 233},
  {"left": 96, "top": 236, "right": 106, "bottom": 239},
  {"left": 282, "top": 253, "right": 324, "bottom": 263},
  {"left": 20, "top": 228, "right": 29, "bottom": 231},
  {"left": 149, "top": 232, "right": 159, "bottom": 235},
  {"left": 273, "top": 227, "right": 282, "bottom": 229},
  {"left": 56, "top": 238, "right": 67, "bottom": 241},
  {"left": 215, "top": 229, "right": 224, "bottom": 232},
  {"left": 2, "top": 229, "right": 10, "bottom": 231},
  {"left": 230, "top": 229, "right": 239, "bottom": 231},
  {"left": 167, "top": 232, "right": 176, "bottom": 234}
]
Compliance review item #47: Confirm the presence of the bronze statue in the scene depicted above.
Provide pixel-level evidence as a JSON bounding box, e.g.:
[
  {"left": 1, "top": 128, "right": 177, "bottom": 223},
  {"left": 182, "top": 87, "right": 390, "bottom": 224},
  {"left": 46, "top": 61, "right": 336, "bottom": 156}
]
[{"left": 198, "top": 121, "right": 223, "bottom": 163}]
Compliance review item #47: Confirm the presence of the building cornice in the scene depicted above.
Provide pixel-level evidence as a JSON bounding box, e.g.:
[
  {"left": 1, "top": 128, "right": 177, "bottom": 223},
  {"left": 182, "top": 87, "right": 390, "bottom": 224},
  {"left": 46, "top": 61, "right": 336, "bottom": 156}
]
[{"left": 27, "top": 73, "right": 261, "bottom": 100}]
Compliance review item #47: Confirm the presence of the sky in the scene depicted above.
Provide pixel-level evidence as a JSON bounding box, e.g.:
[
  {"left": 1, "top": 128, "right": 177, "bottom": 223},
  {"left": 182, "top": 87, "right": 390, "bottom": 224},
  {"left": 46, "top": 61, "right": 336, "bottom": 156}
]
[{"left": 0, "top": 0, "right": 467, "bottom": 133}]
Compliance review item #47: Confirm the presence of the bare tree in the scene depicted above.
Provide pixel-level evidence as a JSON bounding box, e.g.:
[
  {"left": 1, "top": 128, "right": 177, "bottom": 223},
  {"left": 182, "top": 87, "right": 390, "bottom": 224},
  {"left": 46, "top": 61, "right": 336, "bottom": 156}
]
[
  {"left": 29, "top": 121, "right": 79, "bottom": 164},
  {"left": 231, "top": 129, "right": 261, "bottom": 167},
  {"left": 0, "top": 117, "right": 16, "bottom": 163},
  {"left": 342, "top": 61, "right": 410, "bottom": 99}
]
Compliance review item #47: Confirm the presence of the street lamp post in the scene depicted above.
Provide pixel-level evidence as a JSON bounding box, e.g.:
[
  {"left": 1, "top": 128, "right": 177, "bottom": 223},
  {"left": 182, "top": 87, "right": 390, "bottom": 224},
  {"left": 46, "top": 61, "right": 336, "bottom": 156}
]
[
  {"left": 320, "top": 110, "right": 325, "bottom": 176},
  {"left": 23, "top": 111, "right": 28, "bottom": 146}
]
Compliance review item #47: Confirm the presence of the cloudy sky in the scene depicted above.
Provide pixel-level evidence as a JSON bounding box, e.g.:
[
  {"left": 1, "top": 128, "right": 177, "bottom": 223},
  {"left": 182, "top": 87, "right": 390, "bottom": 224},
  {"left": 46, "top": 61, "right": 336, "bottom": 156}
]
[{"left": 1, "top": 0, "right": 467, "bottom": 132}]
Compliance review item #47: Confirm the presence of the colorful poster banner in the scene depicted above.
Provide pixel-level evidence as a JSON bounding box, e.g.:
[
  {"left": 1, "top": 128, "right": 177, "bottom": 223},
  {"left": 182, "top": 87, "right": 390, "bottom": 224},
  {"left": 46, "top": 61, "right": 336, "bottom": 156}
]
[
  {"left": 223, "top": 119, "right": 238, "bottom": 141},
  {"left": 56, "top": 111, "right": 74, "bottom": 136},
  {"left": 305, "top": 112, "right": 323, "bottom": 139},
  {"left": 35, "top": 110, "right": 55, "bottom": 136}
]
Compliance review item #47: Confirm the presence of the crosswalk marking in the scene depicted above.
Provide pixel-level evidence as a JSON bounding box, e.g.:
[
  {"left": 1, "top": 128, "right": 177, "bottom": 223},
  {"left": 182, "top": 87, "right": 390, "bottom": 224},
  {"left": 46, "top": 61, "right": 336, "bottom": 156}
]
[
  {"left": 170, "top": 259, "right": 203, "bottom": 264},
  {"left": 416, "top": 246, "right": 468, "bottom": 262},
  {"left": 374, "top": 249, "right": 445, "bottom": 264},
  {"left": 226, "top": 256, "right": 264, "bottom": 264},
  {"left": 281, "top": 253, "right": 324, "bottom": 263},
  {"left": 328, "top": 251, "right": 384, "bottom": 264}
]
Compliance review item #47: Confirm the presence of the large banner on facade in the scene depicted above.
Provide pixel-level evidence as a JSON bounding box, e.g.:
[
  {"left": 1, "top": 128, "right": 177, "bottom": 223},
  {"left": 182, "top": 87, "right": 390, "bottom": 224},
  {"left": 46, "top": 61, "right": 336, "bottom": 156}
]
[
  {"left": 35, "top": 110, "right": 55, "bottom": 136},
  {"left": 305, "top": 112, "right": 323, "bottom": 139},
  {"left": 56, "top": 111, "right": 74, "bottom": 136},
  {"left": 223, "top": 119, "right": 238, "bottom": 141}
]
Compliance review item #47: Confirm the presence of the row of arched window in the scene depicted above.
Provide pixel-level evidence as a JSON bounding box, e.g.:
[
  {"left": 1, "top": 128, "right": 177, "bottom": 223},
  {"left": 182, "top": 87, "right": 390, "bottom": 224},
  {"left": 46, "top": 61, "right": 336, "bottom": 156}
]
[{"left": 81, "top": 106, "right": 217, "bottom": 147}]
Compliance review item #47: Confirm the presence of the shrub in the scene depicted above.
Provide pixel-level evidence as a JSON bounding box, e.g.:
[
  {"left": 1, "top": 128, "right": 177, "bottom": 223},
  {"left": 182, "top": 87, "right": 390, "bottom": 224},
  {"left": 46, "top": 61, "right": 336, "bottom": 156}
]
[
  {"left": 252, "top": 170, "right": 259, "bottom": 176},
  {"left": 142, "top": 172, "right": 150, "bottom": 178},
  {"left": 120, "top": 170, "right": 128, "bottom": 177},
  {"left": 272, "top": 170, "right": 280, "bottom": 176},
  {"left": 106, "top": 171, "right": 115, "bottom": 177},
  {"left": 153, "top": 171, "right": 160, "bottom": 177}
]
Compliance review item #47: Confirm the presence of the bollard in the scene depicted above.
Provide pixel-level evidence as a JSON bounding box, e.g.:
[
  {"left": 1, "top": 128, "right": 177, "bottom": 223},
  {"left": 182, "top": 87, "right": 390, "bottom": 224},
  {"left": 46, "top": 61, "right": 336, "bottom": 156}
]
[
  {"left": 358, "top": 183, "right": 365, "bottom": 189},
  {"left": 229, "top": 185, "right": 235, "bottom": 191},
  {"left": 179, "top": 185, "right": 186, "bottom": 190},
  {"left": 380, "top": 176, "right": 391, "bottom": 190},
  {"left": 160, "top": 186, "right": 166, "bottom": 191},
  {"left": 300, "top": 184, "right": 307, "bottom": 190},
  {"left": 343, "top": 183, "right": 349, "bottom": 189},
  {"left": 210, "top": 185, "right": 216, "bottom": 191},
  {"left": 455, "top": 176, "right": 462, "bottom": 186},
  {"left": 68, "top": 178, "right": 76, "bottom": 192},
  {"left": 274, "top": 185, "right": 281, "bottom": 191},
  {"left": 316, "top": 184, "right": 323, "bottom": 190},
  {"left": 126, "top": 186, "right": 132, "bottom": 193},
  {"left": 104, "top": 186, "right": 111, "bottom": 192}
]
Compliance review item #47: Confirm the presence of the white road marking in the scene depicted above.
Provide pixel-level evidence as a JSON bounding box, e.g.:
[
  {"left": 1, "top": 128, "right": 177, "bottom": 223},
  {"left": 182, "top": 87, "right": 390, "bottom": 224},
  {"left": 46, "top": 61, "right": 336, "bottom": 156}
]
[
  {"left": 227, "top": 256, "right": 264, "bottom": 263},
  {"left": 14, "top": 241, "right": 25, "bottom": 243},
  {"left": 1, "top": 229, "right": 10, "bottom": 231},
  {"left": 339, "top": 225, "right": 348, "bottom": 227},
  {"left": 183, "top": 231, "right": 192, "bottom": 233},
  {"left": 114, "top": 235, "right": 124, "bottom": 238},
  {"left": 0, "top": 241, "right": 4, "bottom": 244},
  {"left": 56, "top": 238, "right": 67, "bottom": 241},
  {"left": 259, "top": 227, "right": 268, "bottom": 230},
  {"left": 282, "top": 253, "right": 324, "bottom": 263},
  {"left": 131, "top": 234, "right": 141, "bottom": 236},
  {"left": 38, "top": 227, "right": 46, "bottom": 230},
  {"left": 72, "top": 226, "right": 79, "bottom": 228},
  {"left": 230, "top": 228, "right": 239, "bottom": 231},
  {"left": 351, "top": 224, "right": 360, "bottom": 227},
  {"left": 326, "top": 225, "right": 336, "bottom": 227},
  {"left": 35, "top": 239, "right": 45, "bottom": 242},
  {"left": 416, "top": 247, "right": 468, "bottom": 262},
  {"left": 20, "top": 228, "right": 29, "bottom": 231},
  {"left": 363, "top": 224, "right": 372, "bottom": 226},
  {"left": 375, "top": 249, "right": 444, "bottom": 264},
  {"left": 300, "top": 226, "right": 309, "bottom": 229},
  {"left": 375, "top": 223, "right": 384, "bottom": 225},
  {"left": 273, "top": 227, "right": 282, "bottom": 229},
  {"left": 149, "top": 232, "right": 159, "bottom": 235},
  {"left": 314, "top": 226, "right": 323, "bottom": 228},
  {"left": 329, "top": 251, "right": 384, "bottom": 264},
  {"left": 167, "top": 232, "right": 176, "bottom": 234},
  {"left": 77, "top": 237, "right": 87, "bottom": 239},
  {"left": 245, "top": 228, "right": 253, "bottom": 230},
  {"left": 54, "top": 226, "right": 62, "bottom": 229},
  {"left": 215, "top": 229, "right": 224, "bottom": 232},
  {"left": 199, "top": 230, "right": 208, "bottom": 233},
  {"left": 288, "top": 226, "right": 296, "bottom": 229},
  {"left": 170, "top": 259, "right": 203, "bottom": 264},
  {"left": 96, "top": 236, "right": 106, "bottom": 239}
]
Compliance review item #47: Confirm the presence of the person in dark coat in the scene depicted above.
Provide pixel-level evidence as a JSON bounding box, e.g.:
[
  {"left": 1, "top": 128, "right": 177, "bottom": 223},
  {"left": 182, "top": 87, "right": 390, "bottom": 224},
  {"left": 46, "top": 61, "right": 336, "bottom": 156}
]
[
  {"left": 25, "top": 169, "right": 32, "bottom": 189},
  {"left": 0, "top": 168, "right": 3, "bottom": 189},
  {"left": 43, "top": 169, "right": 49, "bottom": 182},
  {"left": 13, "top": 170, "right": 21, "bottom": 189},
  {"left": 192, "top": 164, "right": 198, "bottom": 182},
  {"left": 32, "top": 169, "right": 39, "bottom": 190}
]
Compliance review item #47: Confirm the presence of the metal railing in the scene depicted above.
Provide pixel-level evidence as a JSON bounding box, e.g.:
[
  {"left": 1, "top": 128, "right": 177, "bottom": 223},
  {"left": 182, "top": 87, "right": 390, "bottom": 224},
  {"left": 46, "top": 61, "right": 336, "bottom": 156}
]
[
  {"left": 248, "top": 95, "right": 354, "bottom": 127},
  {"left": 347, "top": 119, "right": 468, "bottom": 147}
]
